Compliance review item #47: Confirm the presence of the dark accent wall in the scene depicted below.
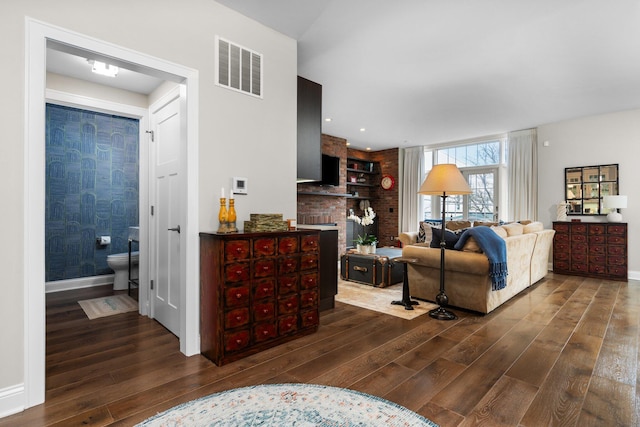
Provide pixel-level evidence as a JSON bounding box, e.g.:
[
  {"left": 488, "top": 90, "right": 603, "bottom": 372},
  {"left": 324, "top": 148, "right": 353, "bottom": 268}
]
[
  {"left": 297, "top": 76, "right": 322, "bottom": 182},
  {"left": 45, "top": 104, "right": 139, "bottom": 281}
]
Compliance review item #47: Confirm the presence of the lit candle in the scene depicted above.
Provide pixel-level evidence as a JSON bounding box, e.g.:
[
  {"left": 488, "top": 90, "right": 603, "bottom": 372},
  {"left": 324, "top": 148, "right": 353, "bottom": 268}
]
[{"left": 221, "top": 187, "right": 225, "bottom": 199}]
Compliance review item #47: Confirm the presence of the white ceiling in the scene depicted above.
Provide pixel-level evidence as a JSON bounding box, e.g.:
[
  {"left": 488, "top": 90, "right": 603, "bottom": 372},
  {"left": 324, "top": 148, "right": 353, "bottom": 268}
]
[
  {"left": 216, "top": 0, "right": 640, "bottom": 150},
  {"left": 46, "top": 2, "right": 640, "bottom": 151}
]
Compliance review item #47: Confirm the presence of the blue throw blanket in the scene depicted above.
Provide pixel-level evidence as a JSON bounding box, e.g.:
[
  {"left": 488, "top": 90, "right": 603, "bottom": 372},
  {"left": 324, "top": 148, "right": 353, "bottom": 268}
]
[{"left": 454, "top": 226, "right": 508, "bottom": 291}]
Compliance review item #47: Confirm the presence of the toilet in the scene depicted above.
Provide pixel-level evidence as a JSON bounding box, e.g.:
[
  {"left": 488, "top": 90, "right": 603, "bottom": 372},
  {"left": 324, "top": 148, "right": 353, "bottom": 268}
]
[{"left": 107, "top": 251, "right": 139, "bottom": 290}]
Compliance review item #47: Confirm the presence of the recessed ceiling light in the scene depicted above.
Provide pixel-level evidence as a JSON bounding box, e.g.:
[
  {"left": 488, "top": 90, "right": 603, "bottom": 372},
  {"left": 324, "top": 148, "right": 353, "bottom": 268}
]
[
  {"left": 325, "top": 118, "right": 332, "bottom": 122},
  {"left": 360, "top": 128, "right": 366, "bottom": 132},
  {"left": 87, "top": 59, "right": 118, "bottom": 77},
  {"left": 366, "top": 147, "right": 371, "bottom": 151}
]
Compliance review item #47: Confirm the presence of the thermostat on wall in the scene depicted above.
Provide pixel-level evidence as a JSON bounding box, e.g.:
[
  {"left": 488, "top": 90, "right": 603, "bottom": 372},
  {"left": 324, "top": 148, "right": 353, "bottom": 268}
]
[{"left": 233, "top": 177, "right": 248, "bottom": 195}]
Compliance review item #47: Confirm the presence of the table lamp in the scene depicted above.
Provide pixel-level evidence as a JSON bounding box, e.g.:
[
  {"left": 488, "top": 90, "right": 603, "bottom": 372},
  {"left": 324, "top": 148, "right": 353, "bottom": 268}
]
[{"left": 603, "top": 195, "right": 627, "bottom": 222}]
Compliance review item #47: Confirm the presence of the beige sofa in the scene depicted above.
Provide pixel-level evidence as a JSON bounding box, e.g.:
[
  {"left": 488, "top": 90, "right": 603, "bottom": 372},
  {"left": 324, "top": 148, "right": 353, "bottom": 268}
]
[{"left": 399, "top": 221, "right": 555, "bottom": 314}]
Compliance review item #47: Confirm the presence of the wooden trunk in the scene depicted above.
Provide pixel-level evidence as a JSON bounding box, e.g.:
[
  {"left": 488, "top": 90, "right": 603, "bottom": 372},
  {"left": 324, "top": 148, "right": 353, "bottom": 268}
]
[{"left": 340, "top": 248, "right": 404, "bottom": 288}]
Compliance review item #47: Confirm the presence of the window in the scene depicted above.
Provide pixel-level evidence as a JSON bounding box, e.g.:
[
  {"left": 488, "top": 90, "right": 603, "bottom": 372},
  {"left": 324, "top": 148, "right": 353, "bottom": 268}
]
[{"left": 422, "top": 137, "right": 505, "bottom": 221}]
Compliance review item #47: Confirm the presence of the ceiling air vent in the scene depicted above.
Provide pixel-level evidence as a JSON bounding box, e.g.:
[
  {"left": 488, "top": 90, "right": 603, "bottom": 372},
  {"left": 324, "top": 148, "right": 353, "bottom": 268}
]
[{"left": 216, "top": 36, "right": 262, "bottom": 98}]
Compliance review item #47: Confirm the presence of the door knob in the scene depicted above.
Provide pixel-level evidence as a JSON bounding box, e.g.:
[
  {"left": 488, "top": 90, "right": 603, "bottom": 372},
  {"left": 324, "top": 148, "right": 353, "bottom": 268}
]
[{"left": 168, "top": 225, "right": 181, "bottom": 233}]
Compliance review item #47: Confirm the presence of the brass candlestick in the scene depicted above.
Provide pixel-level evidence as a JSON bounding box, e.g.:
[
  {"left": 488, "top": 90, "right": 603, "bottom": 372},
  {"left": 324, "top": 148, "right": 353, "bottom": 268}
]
[
  {"left": 227, "top": 198, "right": 238, "bottom": 232},
  {"left": 217, "top": 197, "right": 238, "bottom": 233},
  {"left": 218, "top": 197, "right": 229, "bottom": 233}
]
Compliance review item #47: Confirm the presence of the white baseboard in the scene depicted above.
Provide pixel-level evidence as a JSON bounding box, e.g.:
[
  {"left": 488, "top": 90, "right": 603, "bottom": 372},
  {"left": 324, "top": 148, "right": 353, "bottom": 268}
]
[
  {"left": 45, "top": 275, "right": 115, "bottom": 293},
  {"left": 0, "top": 384, "right": 25, "bottom": 419}
]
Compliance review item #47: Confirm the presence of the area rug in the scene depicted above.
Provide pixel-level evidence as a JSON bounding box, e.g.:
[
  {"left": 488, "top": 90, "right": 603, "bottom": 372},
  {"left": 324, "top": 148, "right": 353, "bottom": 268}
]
[
  {"left": 336, "top": 279, "right": 436, "bottom": 320},
  {"left": 136, "top": 383, "right": 438, "bottom": 426},
  {"left": 78, "top": 294, "right": 137, "bottom": 319}
]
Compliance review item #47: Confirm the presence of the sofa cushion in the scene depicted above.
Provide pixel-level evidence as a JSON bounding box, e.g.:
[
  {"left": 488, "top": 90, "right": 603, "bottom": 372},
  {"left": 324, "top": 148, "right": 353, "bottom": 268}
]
[
  {"left": 523, "top": 221, "right": 544, "bottom": 233},
  {"left": 473, "top": 220, "right": 499, "bottom": 227},
  {"left": 502, "top": 222, "right": 525, "bottom": 236},
  {"left": 491, "top": 225, "right": 508, "bottom": 239},
  {"left": 445, "top": 220, "right": 472, "bottom": 230},
  {"left": 430, "top": 227, "right": 466, "bottom": 249}
]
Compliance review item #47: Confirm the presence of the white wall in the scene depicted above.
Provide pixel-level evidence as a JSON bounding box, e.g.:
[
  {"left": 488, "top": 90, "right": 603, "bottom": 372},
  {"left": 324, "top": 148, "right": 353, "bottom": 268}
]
[
  {"left": 537, "top": 108, "right": 640, "bottom": 279},
  {"left": 0, "top": 0, "right": 297, "bottom": 413}
]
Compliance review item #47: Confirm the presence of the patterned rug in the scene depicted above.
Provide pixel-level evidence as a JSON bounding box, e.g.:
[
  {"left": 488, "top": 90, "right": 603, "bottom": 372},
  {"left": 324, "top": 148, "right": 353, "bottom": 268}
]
[
  {"left": 336, "top": 280, "right": 436, "bottom": 320},
  {"left": 136, "top": 383, "right": 438, "bottom": 426},
  {"left": 78, "top": 294, "right": 137, "bottom": 319}
]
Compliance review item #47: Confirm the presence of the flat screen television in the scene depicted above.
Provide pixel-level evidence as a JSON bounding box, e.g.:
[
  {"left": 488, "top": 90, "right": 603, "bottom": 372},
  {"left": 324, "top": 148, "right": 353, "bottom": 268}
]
[{"left": 317, "top": 154, "right": 340, "bottom": 186}]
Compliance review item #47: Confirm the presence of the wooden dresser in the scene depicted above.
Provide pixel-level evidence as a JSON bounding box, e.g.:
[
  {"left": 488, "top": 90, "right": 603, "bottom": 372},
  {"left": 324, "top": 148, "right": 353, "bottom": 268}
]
[
  {"left": 200, "top": 230, "right": 320, "bottom": 365},
  {"left": 552, "top": 222, "right": 627, "bottom": 281}
]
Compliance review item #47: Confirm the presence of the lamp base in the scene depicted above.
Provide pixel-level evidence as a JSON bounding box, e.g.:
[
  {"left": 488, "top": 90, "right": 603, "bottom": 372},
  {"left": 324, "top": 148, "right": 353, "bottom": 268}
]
[
  {"left": 607, "top": 211, "right": 622, "bottom": 222},
  {"left": 429, "top": 306, "right": 458, "bottom": 320}
]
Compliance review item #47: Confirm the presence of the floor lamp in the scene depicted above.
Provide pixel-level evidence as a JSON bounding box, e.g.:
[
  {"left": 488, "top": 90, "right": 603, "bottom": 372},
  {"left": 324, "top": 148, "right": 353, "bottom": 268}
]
[{"left": 419, "top": 164, "right": 472, "bottom": 320}]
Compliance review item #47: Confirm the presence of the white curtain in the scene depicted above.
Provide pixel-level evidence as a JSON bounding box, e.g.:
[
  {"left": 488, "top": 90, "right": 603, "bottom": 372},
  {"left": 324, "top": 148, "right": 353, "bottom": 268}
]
[
  {"left": 508, "top": 129, "right": 538, "bottom": 221},
  {"left": 400, "top": 147, "right": 425, "bottom": 232}
]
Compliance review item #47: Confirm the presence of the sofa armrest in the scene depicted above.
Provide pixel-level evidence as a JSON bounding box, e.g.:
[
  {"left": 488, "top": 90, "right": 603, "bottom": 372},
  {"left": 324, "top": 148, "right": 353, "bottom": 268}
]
[
  {"left": 531, "top": 229, "right": 555, "bottom": 282},
  {"left": 402, "top": 245, "right": 489, "bottom": 274},
  {"left": 399, "top": 231, "right": 418, "bottom": 247}
]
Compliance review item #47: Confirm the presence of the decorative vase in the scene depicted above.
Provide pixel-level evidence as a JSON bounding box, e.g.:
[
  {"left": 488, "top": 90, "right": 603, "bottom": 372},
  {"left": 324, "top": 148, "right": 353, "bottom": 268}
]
[
  {"left": 556, "top": 202, "right": 569, "bottom": 221},
  {"left": 356, "top": 244, "right": 376, "bottom": 254},
  {"left": 357, "top": 244, "right": 371, "bottom": 254}
]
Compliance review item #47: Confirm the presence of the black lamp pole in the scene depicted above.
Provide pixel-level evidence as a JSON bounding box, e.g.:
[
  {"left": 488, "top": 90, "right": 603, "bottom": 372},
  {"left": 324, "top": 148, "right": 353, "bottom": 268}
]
[{"left": 428, "top": 192, "right": 457, "bottom": 320}]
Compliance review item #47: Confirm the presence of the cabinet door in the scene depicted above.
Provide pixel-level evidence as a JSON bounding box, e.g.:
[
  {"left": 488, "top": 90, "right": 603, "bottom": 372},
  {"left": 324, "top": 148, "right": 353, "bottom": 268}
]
[
  {"left": 224, "top": 286, "right": 250, "bottom": 308},
  {"left": 278, "top": 236, "right": 299, "bottom": 254},
  {"left": 224, "top": 240, "right": 250, "bottom": 261},
  {"left": 254, "top": 238, "right": 276, "bottom": 258},
  {"left": 301, "top": 234, "right": 319, "bottom": 252}
]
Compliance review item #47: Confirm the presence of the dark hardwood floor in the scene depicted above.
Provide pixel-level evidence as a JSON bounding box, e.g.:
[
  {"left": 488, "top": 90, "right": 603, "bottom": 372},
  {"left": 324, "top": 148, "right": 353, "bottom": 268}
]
[{"left": 1, "top": 272, "right": 638, "bottom": 426}]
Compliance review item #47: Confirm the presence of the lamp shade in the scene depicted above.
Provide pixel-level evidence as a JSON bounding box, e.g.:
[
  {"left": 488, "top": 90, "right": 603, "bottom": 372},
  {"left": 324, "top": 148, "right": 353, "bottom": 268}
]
[
  {"left": 419, "top": 164, "right": 472, "bottom": 195},
  {"left": 603, "top": 195, "right": 627, "bottom": 209}
]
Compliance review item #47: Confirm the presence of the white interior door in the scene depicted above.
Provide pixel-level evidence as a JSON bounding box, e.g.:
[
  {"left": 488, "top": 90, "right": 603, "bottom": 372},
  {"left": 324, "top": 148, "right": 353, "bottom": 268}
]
[{"left": 150, "top": 94, "right": 182, "bottom": 336}]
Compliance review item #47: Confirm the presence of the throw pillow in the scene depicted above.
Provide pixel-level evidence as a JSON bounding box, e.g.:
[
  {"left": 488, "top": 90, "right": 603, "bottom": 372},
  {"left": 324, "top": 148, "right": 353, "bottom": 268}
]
[
  {"left": 523, "top": 221, "right": 544, "bottom": 233},
  {"left": 430, "top": 227, "right": 466, "bottom": 249},
  {"left": 461, "top": 236, "right": 483, "bottom": 253},
  {"left": 417, "top": 221, "right": 440, "bottom": 244},
  {"left": 445, "top": 220, "right": 472, "bottom": 231},
  {"left": 473, "top": 220, "right": 498, "bottom": 227},
  {"left": 491, "top": 225, "right": 508, "bottom": 239},
  {"left": 502, "top": 222, "right": 525, "bottom": 236}
]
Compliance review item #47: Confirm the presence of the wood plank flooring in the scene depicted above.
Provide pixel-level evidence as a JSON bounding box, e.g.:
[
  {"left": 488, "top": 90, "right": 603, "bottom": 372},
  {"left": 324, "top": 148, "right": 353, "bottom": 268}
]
[{"left": 1, "top": 272, "right": 638, "bottom": 426}]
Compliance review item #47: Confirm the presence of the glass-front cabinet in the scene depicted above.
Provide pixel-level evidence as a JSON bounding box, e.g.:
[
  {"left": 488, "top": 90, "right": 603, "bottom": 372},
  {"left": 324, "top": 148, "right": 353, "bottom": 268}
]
[{"left": 565, "top": 164, "right": 618, "bottom": 215}]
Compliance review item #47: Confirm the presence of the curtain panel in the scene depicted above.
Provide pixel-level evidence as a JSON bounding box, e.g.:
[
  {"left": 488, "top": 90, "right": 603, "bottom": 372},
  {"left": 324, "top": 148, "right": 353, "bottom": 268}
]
[
  {"left": 400, "top": 147, "right": 425, "bottom": 232},
  {"left": 507, "top": 129, "right": 538, "bottom": 221}
]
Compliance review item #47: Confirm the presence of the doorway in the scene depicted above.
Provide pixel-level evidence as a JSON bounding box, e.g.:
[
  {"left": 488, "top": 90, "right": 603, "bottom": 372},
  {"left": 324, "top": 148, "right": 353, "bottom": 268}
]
[{"left": 25, "top": 18, "right": 200, "bottom": 409}]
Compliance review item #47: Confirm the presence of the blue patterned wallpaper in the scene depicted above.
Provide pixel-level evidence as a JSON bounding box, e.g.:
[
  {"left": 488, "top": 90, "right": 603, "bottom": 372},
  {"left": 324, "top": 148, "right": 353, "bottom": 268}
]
[{"left": 45, "top": 104, "right": 139, "bottom": 281}]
